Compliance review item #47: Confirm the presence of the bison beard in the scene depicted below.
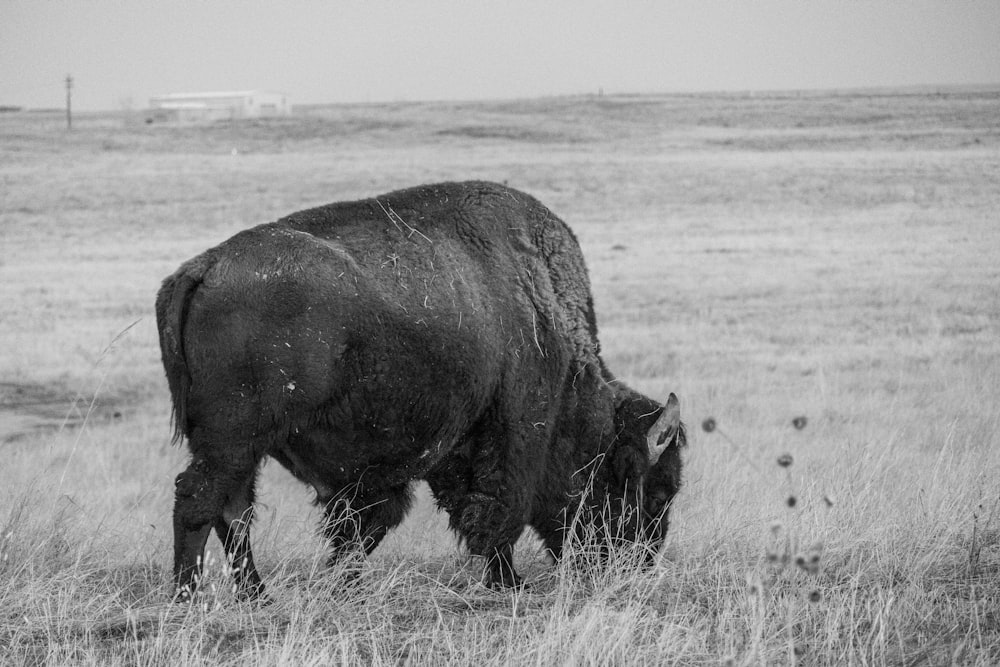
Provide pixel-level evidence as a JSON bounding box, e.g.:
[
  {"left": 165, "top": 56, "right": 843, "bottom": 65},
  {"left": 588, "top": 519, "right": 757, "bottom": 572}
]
[{"left": 157, "top": 181, "right": 685, "bottom": 601}]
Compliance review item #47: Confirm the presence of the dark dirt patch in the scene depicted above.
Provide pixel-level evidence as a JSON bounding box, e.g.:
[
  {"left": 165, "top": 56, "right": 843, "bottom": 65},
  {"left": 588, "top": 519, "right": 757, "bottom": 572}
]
[
  {"left": 0, "top": 381, "right": 126, "bottom": 443},
  {"left": 435, "top": 125, "right": 581, "bottom": 143}
]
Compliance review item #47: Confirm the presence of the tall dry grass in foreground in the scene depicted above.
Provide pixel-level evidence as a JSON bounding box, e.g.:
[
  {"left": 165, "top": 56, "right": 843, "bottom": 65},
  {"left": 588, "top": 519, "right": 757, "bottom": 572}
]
[
  {"left": 2, "top": 90, "right": 999, "bottom": 664},
  {"left": 2, "top": 392, "right": 997, "bottom": 665}
]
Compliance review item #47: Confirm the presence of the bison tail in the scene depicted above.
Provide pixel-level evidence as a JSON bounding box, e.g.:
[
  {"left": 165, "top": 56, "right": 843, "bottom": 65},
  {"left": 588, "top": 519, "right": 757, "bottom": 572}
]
[{"left": 155, "top": 261, "right": 207, "bottom": 445}]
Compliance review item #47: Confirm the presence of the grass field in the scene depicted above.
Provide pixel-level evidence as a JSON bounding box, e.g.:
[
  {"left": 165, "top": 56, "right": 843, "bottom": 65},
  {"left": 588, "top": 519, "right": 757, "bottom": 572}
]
[{"left": 1, "top": 89, "right": 999, "bottom": 665}]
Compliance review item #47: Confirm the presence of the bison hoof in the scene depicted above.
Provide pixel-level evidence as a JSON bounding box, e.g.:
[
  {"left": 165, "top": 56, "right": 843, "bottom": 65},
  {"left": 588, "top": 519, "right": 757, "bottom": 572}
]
[
  {"left": 240, "top": 591, "right": 272, "bottom": 607},
  {"left": 486, "top": 571, "right": 526, "bottom": 591},
  {"left": 172, "top": 586, "right": 196, "bottom": 604},
  {"left": 235, "top": 585, "right": 270, "bottom": 606}
]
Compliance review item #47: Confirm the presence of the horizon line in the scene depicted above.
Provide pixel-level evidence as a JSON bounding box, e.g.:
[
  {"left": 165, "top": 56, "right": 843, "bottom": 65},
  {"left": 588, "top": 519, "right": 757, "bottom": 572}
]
[{"left": 6, "top": 81, "right": 999, "bottom": 114}]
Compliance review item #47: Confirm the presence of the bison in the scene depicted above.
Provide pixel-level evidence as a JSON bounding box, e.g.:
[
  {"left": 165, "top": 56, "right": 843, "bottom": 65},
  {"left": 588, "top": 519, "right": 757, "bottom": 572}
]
[{"left": 156, "top": 181, "right": 685, "bottom": 601}]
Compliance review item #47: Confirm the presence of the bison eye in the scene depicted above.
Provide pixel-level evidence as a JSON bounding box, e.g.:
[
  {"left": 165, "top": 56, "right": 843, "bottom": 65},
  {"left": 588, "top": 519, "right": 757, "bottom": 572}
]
[{"left": 646, "top": 488, "right": 670, "bottom": 512}]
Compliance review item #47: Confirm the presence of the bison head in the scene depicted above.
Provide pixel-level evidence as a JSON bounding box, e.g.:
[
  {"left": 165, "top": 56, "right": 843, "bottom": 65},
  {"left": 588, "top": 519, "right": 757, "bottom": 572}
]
[{"left": 577, "top": 391, "right": 685, "bottom": 561}]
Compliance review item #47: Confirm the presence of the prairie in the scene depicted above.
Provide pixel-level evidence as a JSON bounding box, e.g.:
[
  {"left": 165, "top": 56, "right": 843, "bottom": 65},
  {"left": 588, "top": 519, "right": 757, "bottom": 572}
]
[{"left": 1, "top": 89, "right": 999, "bottom": 665}]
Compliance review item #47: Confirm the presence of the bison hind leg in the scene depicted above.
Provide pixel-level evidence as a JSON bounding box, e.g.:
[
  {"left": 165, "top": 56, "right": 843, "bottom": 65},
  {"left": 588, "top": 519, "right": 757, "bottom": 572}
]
[
  {"left": 172, "top": 445, "right": 265, "bottom": 603},
  {"left": 213, "top": 470, "right": 266, "bottom": 603},
  {"left": 173, "top": 460, "right": 220, "bottom": 602}
]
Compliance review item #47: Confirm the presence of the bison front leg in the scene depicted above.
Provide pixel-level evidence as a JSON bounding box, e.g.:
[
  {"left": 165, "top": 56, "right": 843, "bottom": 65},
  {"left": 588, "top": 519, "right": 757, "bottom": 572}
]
[
  {"left": 485, "top": 542, "right": 523, "bottom": 589},
  {"left": 452, "top": 492, "right": 527, "bottom": 589},
  {"left": 426, "top": 434, "right": 530, "bottom": 589},
  {"left": 320, "top": 485, "right": 413, "bottom": 569}
]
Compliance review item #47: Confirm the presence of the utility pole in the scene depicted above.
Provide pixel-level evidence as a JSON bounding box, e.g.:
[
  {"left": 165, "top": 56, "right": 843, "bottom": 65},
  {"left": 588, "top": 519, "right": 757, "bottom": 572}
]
[{"left": 65, "top": 74, "right": 73, "bottom": 130}]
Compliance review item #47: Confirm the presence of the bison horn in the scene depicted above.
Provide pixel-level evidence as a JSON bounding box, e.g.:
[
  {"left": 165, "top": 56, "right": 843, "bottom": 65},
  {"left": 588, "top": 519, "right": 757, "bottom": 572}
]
[{"left": 646, "top": 393, "right": 680, "bottom": 466}]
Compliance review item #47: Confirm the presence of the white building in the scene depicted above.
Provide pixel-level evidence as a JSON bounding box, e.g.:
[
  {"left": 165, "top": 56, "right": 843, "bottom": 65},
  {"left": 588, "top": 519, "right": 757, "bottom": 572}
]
[{"left": 148, "top": 90, "right": 291, "bottom": 123}]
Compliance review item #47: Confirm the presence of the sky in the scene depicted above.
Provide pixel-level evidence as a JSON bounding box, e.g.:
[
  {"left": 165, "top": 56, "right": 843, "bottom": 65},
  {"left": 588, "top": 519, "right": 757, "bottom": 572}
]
[{"left": 2, "top": 0, "right": 999, "bottom": 111}]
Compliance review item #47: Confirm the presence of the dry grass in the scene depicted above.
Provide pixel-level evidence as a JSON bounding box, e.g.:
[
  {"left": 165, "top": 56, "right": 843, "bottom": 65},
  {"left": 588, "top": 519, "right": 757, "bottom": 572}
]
[{"left": 1, "top": 89, "right": 999, "bottom": 665}]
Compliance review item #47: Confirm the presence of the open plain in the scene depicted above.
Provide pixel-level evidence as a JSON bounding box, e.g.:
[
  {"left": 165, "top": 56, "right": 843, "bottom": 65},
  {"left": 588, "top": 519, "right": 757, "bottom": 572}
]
[{"left": 1, "top": 89, "right": 999, "bottom": 665}]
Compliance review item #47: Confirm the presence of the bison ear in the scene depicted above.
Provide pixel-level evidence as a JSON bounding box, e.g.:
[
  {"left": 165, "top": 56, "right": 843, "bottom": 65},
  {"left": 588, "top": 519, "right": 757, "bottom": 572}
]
[
  {"left": 646, "top": 393, "right": 680, "bottom": 466},
  {"left": 612, "top": 444, "right": 646, "bottom": 488}
]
